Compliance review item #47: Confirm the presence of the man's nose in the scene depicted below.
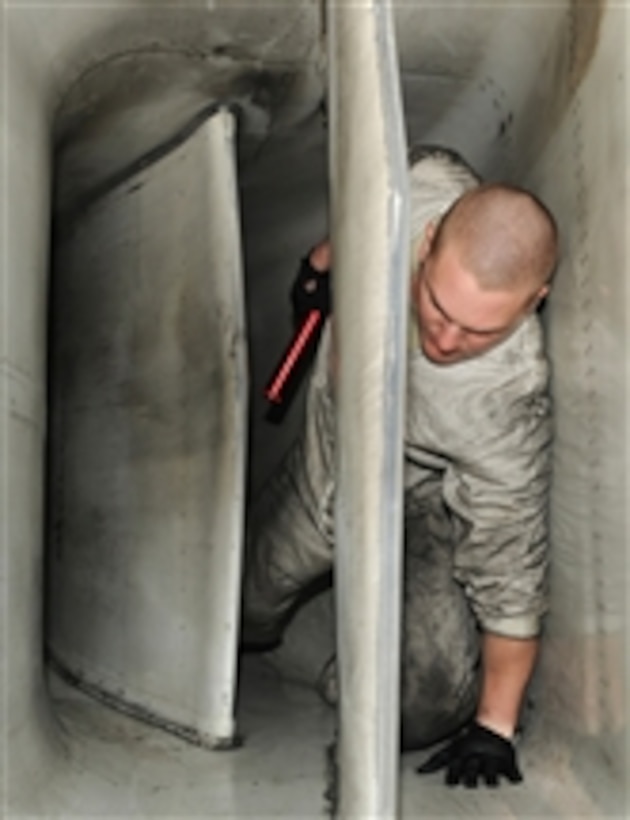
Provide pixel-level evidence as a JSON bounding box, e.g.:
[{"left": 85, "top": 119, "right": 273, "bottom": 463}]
[{"left": 434, "top": 321, "right": 463, "bottom": 353}]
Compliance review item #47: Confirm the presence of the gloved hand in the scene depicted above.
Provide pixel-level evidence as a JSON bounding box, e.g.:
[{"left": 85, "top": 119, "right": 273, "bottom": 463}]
[
  {"left": 415, "top": 721, "right": 523, "bottom": 788},
  {"left": 290, "top": 254, "right": 332, "bottom": 323}
]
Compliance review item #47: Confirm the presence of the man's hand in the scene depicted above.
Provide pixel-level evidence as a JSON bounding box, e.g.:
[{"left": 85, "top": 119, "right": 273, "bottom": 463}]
[
  {"left": 308, "top": 240, "right": 332, "bottom": 272},
  {"left": 290, "top": 241, "right": 332, "bottom": 322},
  {"left": 416, "top": 721, "right": 523, "bottom": 788}
]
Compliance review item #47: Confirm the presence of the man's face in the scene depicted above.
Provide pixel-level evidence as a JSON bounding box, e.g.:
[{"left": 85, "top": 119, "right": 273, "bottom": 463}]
[{"left": 412, "top": 237, "right": 544, "bottom": 366}]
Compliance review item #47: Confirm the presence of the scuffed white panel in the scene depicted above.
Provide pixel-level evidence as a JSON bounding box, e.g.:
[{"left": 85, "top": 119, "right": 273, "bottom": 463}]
[{"left": 48, "top": 110, "right": 247, "bottom": 748}]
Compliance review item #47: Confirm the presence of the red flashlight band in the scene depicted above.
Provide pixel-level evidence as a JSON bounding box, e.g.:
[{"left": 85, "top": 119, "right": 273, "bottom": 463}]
[{"left": 265, "top": 309, "right": 323, "bottom": 404}]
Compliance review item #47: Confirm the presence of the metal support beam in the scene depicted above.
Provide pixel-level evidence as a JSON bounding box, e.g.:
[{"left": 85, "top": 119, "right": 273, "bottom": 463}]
[{"left": 327, "top": 2, "right": 410, "bottom": 816}]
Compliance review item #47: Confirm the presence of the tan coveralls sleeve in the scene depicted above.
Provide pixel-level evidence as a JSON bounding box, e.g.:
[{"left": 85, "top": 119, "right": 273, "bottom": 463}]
[
  {"left": 443, "top": 361, "right": 552, "bottom": 639},
  {"left": 405, "top": 316, "right": 553, "bottom": 640}
]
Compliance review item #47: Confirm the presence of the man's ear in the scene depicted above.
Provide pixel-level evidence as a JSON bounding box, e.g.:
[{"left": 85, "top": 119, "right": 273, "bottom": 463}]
[
  {"left": 535, "top": 283, "right": 550, "bottom": 307},
  {"left": 418, "top": 221, "right": 437, "bottom": 264},
  {"left": 526, "top": 283, "right": 550, "bottom": 313}
]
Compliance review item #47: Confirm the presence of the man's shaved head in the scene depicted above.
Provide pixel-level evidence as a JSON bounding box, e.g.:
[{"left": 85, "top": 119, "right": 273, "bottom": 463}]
[{"left": 431, "top": 183, "right": 558, "bottom": 293}]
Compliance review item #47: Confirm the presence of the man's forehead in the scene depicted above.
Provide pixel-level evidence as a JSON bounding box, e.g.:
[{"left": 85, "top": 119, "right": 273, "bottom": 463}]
[
  {"left": 422, "top": 273, "right": 515, "bottom": 336},
  {"left": 421, "top": 250, "right": 529, "bottom": 334}
]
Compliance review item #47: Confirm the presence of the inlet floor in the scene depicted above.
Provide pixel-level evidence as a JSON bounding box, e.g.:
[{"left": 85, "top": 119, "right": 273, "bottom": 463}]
[{"left": 39, "top": 656, "right": 623, "bottom": 819}]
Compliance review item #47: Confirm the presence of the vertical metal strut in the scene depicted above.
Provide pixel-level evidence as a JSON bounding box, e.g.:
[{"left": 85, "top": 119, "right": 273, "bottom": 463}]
[{"left": 327, "top": 2, "right": 410, "bottom": 816}]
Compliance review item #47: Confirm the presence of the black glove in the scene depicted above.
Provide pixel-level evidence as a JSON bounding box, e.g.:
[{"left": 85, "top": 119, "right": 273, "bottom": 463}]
[
  {"left": 290, "top": 255, "right": 332, "bottom": 323},
  {"left": 416, "top": 721, "right": 523, "bottom": 788}
]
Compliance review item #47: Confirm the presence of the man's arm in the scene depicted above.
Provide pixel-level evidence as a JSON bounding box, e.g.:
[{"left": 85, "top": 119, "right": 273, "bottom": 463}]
[
  {"left": 416, "top": 633, "right": 538, "bottom": 786},
  {"left": 416, "top": 337, "right": 552, "bottom": 786},
  {"left": 476, "top": 632, "right": 539, "bottom": 739}
]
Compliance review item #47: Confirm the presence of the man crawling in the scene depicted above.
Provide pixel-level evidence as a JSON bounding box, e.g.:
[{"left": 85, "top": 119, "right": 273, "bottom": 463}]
[{"left": 242, "top": 146, "right": 558, "bottom": 788}]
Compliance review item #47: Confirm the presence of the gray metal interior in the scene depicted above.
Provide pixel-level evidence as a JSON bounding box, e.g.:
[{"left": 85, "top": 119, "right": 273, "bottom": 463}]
[{"left": 1, "top": 1, "right": 627, "bottom": 817}]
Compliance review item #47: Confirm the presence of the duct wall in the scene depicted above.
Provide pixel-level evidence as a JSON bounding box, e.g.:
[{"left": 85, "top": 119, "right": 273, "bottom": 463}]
[{"left": 1, "top": 2, "right": 627, "bottom": 816}]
